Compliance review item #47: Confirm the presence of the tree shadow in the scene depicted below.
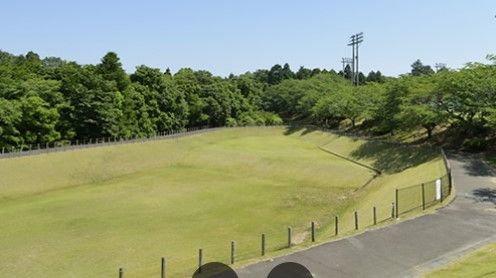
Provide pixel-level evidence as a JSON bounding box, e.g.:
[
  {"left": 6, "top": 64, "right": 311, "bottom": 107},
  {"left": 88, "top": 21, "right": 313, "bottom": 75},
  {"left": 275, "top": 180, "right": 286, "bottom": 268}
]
[
  {"left": 472, "top": 188, "right": 496, "bottom": 205},
  {"left": 283, "top": 125, "right": 317, "bottom": 136},
  {"left": 349, "top": 141, "right": 439, "bottom": 174},
  {"left": 462, "top": 158, "right": 495, "bottom": 177}
]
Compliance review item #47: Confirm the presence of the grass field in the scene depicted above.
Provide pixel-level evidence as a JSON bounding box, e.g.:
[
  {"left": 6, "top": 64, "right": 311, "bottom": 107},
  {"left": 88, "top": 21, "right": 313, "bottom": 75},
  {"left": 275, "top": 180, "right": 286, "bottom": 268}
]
[
  {"left": 0, "top": 127, "right": 447, "bottom": 277},
  {"left": 425, "top": 243, "right": 496, "bottom": 278}
]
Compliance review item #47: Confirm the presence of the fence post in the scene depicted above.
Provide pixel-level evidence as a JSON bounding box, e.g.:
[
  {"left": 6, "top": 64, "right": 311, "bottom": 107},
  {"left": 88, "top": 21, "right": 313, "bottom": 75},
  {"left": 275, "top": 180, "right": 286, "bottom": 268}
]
[
  {"left": 311, "top": 221, "right": 315, "bottom": 242},
  {"left": 231, "top": 241, "right": 236, "bottom": 264},
  {"left": 354, "top": 211, "right": 359, "bottom": 230},
  {"left": 421, "top": 183, "right": 426, "bottom": 210},
  {"left": 287, "top": 227, "right": 292, "bottom": 248},
  {"left": 373, "top": 206, "right": 377, "bottom": 225},
  {"left": 119, "top": 267, "right": 124, "bottom": 278},
  {"left": 440, "top": 180, "right": 445, "bottom": 203},
  {"left": 198, "top": 248, "right": 203, "bottom": 273},
  {"left": 448, "top": 169, "right": 453, "bottom": 195},
  {"left": 395, "top": 189, "right": 399, "bottom": 218},
  {"left": 261, "top": 233, "right": 265, "bottom": 256},
  {"left": 391, "top": 202, "right": 395, "bottom": 218},
  {"left": 335, "top": 216, "right": 339, "bottom": 236},
  {"left": 161, "top": 257, "right": 166, "bottom": 278}
]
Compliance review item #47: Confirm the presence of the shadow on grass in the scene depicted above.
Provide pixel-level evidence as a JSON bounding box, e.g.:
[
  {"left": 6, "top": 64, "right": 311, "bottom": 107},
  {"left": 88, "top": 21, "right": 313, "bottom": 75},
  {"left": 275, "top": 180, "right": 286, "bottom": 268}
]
[
  {"left": 283, "top": 125, "right": 439, "bottom": 174},
  {"left": 349, "top": 141, "right": 439, "bottom": 174},
  {"left": 283, "top": 125, "right": 316, "bottom": 136},
  {"left": 472, "top": 188, "right": 496, "bottom": 205}
]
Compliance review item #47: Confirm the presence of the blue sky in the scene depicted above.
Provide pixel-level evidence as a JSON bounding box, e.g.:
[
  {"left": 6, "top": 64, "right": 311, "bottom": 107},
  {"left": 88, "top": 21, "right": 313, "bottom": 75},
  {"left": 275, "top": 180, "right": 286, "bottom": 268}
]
[{"left": 2, "top": 0, "right": 495, "bottom": 76}]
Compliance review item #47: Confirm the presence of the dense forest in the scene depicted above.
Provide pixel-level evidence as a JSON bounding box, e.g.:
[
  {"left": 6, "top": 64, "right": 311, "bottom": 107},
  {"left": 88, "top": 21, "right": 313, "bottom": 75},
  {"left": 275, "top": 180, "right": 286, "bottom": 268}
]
[{"left": 0, "top": 50, "right": 495, "bottom": 151}]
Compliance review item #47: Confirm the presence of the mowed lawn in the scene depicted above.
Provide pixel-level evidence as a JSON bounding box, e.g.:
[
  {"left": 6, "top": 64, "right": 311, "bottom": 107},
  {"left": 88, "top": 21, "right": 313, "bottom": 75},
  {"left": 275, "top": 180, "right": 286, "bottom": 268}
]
[
  {"left": 425, "top": 243, "right": 496, "bottom": 278},
  {"left": 0, "top": 127, "right": 446, "bottom": 277}
]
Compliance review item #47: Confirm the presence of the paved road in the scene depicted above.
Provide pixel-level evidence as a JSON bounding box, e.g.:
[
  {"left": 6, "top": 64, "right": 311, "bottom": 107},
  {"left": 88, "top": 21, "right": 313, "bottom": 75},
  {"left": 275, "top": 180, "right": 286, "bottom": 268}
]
[{"left": 237, "top": 154, "right": 496, "bottom": 277}]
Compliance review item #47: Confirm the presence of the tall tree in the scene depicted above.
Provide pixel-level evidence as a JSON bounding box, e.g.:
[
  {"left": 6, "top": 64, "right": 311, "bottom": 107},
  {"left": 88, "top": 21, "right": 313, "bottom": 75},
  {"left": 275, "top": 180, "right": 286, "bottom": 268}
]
[
  {"left": 96, "top": 52, "right": 130, "bottom": 91},
  {"left": 411, "top": 59, "right": 435, "bottom": 76}
]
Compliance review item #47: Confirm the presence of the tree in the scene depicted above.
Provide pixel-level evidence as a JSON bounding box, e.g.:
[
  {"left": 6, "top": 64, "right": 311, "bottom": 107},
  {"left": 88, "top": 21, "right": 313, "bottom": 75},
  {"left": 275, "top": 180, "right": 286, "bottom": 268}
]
[
  {"left": 371, "top": 81, "right": 407, "bottom": 135},
  {"left": 411, "top": 59, "right": 434, "bottom": 76},
  {"left": 366, "top": 71, "right": 385, "bottom": 83},
  {"left": 0, "top": 98, "right": 22, "bottom": 148},
  {"left": 396, "top": 77, "right": 445, "bottom": 138},
  {"left": 18, "top": 95, "right": 61, "bottom": 145},
  {"left": 131, "top": 65, "right": 188, "bottom": 131},
  {"left": 436, "top": 64, "right": 496, "bottom": 135},
  {"left": 296, "top": 66, "right": 312, "bottom": 80},
  {"left": 96, "top": 52, "right": 130, "bottom": 91},
  {"left": 342, "top": 64, "right": 353, "bottom": 80},
  {"left": 268, "top": 64, "right": 283, "bottom": 85}
]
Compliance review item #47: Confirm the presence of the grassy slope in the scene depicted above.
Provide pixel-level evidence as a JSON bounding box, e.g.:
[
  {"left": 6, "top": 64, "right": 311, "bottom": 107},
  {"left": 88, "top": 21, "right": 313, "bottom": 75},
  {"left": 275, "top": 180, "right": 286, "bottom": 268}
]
[
  {"left": 425, "top": 243, "right": 496, "bottom": 278},
  {"left": 0, "top": 127, "right": 446, "bottom": 277}
]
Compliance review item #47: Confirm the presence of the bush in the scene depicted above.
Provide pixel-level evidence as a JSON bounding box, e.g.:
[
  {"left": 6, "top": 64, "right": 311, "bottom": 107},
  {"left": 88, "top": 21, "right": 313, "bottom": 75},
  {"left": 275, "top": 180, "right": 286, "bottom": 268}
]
[
  {"left": 262, "top": 112, "right": 283, "bottom": 125},
  {"left": 237, "top": 113, "right": 257, "bottom": 126},
  {"left": 462, "top": 137, "right": 489, "bottom": 152},
  {"left": 226, "top": 117, "right": 238, "bottom": 127}
]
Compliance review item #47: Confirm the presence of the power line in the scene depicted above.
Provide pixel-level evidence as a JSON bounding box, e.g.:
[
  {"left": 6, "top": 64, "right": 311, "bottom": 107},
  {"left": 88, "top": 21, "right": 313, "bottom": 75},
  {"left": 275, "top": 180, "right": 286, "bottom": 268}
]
[
  {"left": 347, "top": 32, "right": 364, "bottom": 86},
  {"left": 341, "top": 57, "right": 353, "bottom": 78}
]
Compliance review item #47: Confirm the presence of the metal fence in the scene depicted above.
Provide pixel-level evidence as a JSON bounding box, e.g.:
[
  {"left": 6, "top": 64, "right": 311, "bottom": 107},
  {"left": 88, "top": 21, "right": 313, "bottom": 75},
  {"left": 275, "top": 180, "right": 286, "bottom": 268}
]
[
  {"left": 118, "top": 172, "right": 453, "bottom": 277},
  {"left": 0, "top": 125, "right": 287, "bottom": 160},
  {"left": 0, "top": 126, "right": 218, "bottom": 159}
]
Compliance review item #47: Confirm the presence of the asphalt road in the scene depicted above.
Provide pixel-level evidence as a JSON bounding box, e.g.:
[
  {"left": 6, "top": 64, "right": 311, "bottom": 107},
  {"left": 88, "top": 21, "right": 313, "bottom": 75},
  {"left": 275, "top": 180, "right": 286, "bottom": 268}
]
[{"left": 236, "top": 153, "right": 496, "bottom": 278}]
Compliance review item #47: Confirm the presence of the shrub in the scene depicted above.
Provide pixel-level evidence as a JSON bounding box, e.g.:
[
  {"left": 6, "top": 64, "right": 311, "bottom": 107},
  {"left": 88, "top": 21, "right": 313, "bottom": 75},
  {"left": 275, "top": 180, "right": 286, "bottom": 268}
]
[{"left": 462, "top": 137, "right": 489, "bottom": 152}]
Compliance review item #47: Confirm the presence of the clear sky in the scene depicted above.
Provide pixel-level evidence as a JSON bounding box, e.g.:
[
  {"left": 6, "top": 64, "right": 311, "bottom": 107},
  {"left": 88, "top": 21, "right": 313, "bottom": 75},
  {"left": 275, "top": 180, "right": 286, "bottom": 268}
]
[{"left": 2, "top": 0, "right": 495, "bottom": 76}]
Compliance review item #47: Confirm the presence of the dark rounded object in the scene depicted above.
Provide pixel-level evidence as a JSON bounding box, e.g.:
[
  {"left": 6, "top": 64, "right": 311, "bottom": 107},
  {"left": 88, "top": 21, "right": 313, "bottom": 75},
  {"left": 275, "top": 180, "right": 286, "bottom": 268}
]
[
  {"left": 267, "top": 262, "right": 313, "bottom": 278},
  {"left": 192, "top": 262, "right": 238, "bottom": 278}
]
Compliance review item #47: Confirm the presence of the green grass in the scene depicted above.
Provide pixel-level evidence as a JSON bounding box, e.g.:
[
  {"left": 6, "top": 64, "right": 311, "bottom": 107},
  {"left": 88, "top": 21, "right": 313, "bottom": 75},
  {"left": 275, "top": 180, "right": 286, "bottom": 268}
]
[
  {"left": 425, "top": 243, "right": 496, "bottom": 278},
  {"left": 0, "top": 127, "right": 446, "bottom": 277}
]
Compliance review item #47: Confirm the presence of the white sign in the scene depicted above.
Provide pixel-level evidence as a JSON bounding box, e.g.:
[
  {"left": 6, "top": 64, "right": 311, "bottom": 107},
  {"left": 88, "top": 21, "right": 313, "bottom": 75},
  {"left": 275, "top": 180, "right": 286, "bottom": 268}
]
[{"left": 435, "top": 179, "right": 442, "bottom": 200}]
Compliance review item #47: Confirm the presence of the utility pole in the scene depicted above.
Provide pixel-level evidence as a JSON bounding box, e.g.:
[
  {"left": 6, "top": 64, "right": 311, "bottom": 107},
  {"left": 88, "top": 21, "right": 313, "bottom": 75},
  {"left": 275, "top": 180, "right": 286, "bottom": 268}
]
[
  {"left": 348, "top": 32, "right": 364, "bottom": 86},
  {"left": 341, "top": 57, "right": 353, "bottom": 78}
]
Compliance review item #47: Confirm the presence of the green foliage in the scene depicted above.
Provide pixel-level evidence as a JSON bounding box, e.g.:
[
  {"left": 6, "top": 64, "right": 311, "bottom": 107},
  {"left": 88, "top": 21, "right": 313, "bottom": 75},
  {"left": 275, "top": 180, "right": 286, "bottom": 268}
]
[
  {"left": 395, "top": 76, "right": 446, "bottom": 138},
  {"left": 462, "top": 137, "right": 489, "bottom": 152},
  {"left": 411, "top": 59, "right": 435, "bottom": 76},
  {"left": 1, "top": 50, "right": 495, "bottom": 149}
]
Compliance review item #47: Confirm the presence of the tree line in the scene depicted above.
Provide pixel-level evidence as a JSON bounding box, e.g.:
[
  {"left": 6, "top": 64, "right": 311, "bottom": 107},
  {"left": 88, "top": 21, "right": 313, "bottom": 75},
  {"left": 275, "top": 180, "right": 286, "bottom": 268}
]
[{"left": 0, "top": 50, "right": 494, "bottom": 151}]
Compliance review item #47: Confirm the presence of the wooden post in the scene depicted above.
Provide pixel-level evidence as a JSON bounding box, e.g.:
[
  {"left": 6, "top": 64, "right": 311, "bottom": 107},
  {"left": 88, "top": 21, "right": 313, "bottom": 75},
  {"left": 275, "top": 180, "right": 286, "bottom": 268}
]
[
  {"left": 391, "top": 202, "right": 395, "bottom": 218},
  {"left": 335, "top": 216, "right": 339, "bottom": 236},
  {"left": 119, "top": 267, "right": 123, "bottom": 278},
  {"left": 231, "top": 241, "right": 236, "bottom": 264},
  {"left": 373, "top": 206, "right": 377, "bottom": 225},
  {"left": 287, "top": 227, "right": 292, "bottom": 248},
  {"left": 311, "top": 221, "right": 316, "bottom": 242},
  {"left": 198, "top": 248, "right": 203, "bottom": 273},
  {"left": 161, "top": 257, "right": 166, "bottom": 278},
  {"left": 395, "top": 189, "right": 399, "bottom": 218},
  {"left": 421, "top": 183, "right": 426, "bottom": 210},
  {"left": 261, "top": 233, "right": 266, "bottom": 256},
  {"left": 354, "top": 211, "right": 359, "bottom": 230}
]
